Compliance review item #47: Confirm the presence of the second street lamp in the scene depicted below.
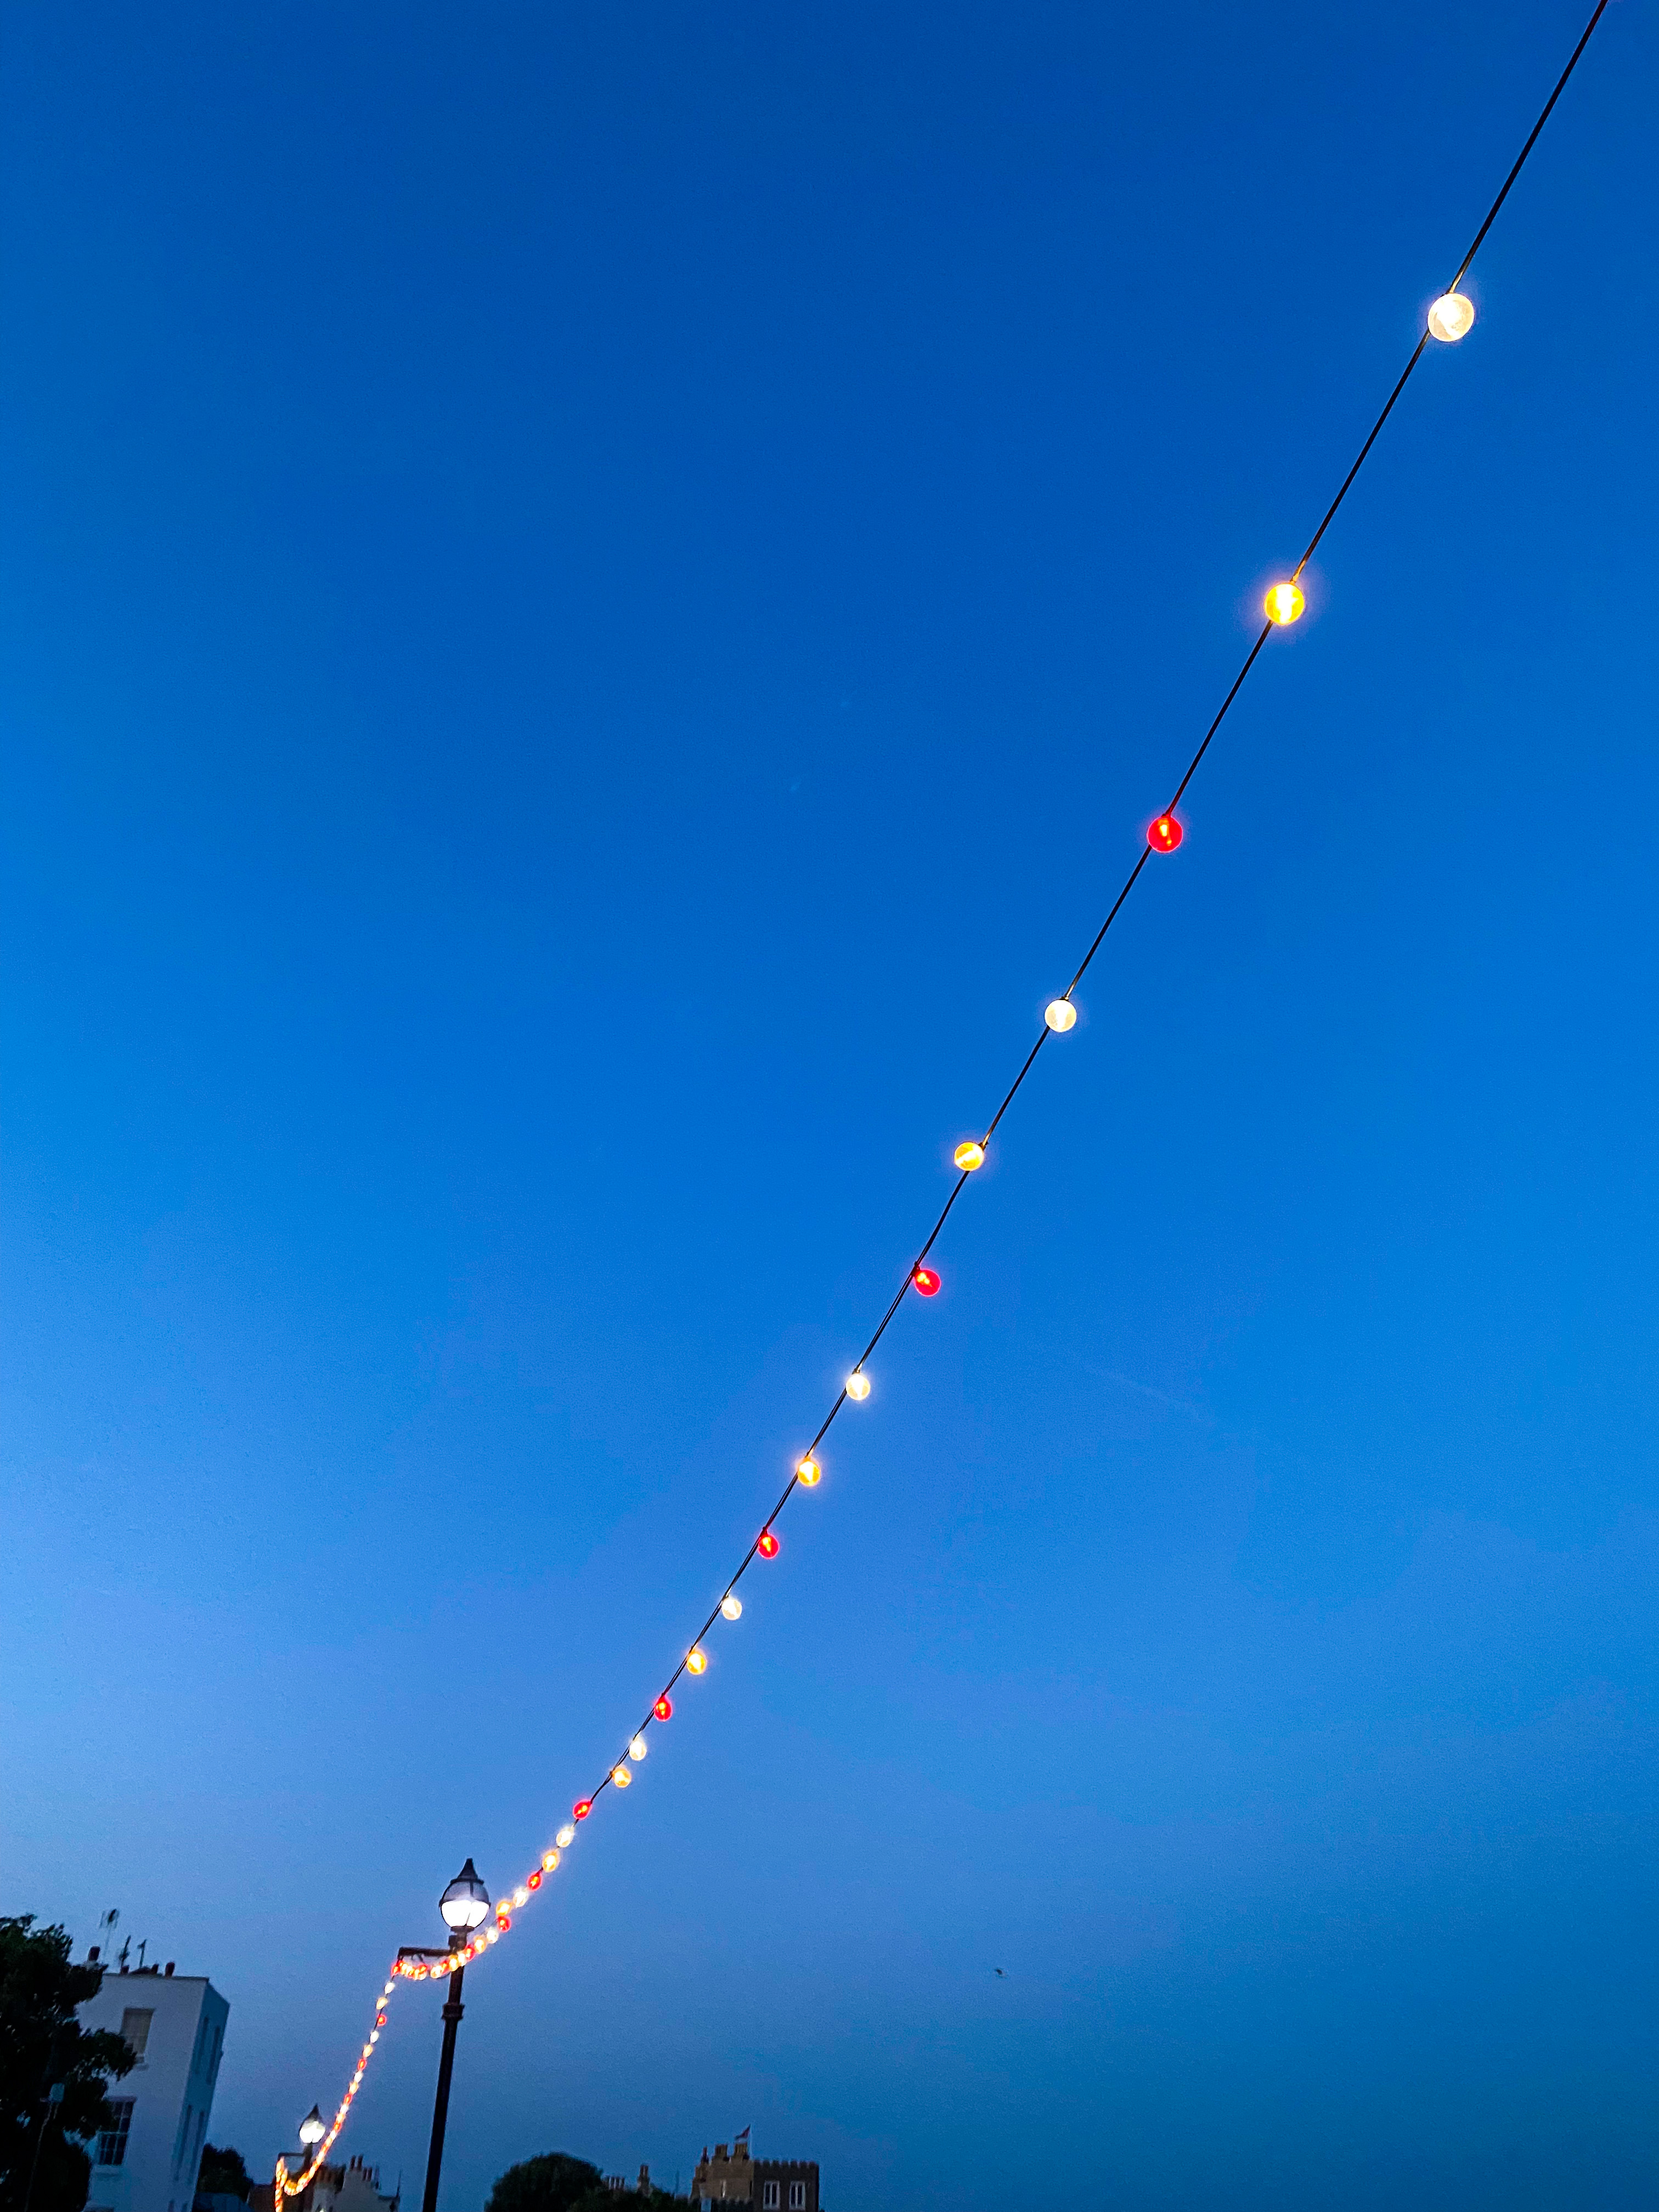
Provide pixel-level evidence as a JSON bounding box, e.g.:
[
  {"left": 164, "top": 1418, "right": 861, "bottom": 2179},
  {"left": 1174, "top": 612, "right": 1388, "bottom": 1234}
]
[{"left": 399, "top": 1859, "right": 490, "bottom": 2212}]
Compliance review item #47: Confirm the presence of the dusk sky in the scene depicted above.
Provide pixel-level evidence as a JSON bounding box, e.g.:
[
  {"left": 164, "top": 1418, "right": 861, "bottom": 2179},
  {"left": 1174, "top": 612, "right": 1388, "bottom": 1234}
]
[{"left": 3, "top": 2, "right": 1656, "bottom": 2207}]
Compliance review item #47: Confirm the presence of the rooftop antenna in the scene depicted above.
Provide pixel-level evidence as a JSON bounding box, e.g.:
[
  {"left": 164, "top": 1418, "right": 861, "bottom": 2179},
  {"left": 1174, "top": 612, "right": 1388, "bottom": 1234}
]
[{"left": 136, "top": 1940, "right": 147, "bottom": 1970}]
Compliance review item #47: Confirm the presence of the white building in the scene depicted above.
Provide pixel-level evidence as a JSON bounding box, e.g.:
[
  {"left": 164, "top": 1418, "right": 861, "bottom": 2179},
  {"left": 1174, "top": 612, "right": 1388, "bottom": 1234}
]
[
  {"left": 77, "top": 1957, "right": 230, "bottom": 2212},
  {"left": 308, "top": 2154, "right": 400, "bottom": 2212}
]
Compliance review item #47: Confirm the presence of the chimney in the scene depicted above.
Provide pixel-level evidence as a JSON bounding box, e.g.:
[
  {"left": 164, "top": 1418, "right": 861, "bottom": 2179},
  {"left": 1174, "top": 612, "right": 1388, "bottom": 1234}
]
[
  {"left": 165, "top": 1963, "right": 175, "bottom": 1977},
  {"left": 88, "top": 1946, "right": 101, "bottom": 1965}
]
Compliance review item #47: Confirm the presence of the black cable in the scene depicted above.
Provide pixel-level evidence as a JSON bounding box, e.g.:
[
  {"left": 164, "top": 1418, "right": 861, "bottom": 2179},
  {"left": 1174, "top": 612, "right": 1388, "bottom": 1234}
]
[{"left": 580, "top": 0, "right": 1615, "bottom": 1811}]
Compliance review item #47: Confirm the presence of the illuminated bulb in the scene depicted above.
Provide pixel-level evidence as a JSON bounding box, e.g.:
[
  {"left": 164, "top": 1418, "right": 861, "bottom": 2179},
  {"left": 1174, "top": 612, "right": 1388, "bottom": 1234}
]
[
  {"left": 757, "top": 1530, "right": 780, "bottom": 1558},
  {"left": 1427, "top": 291, "right": 1475, "bottom": 342},
  {"left": 486, "top": 1927, "right": 499, "bottom": 1944},
  {"left": 1044, "top": 999, "right": 1076, "bottom": 1032},
  {"left": 1147, "top": 814, "right": 1183, "bottom": 853},
  {"left": 653, "top": 1695, "right": 673, "bottom": 1720},
  {"left": 687, "top": 1646, "right": 708, "bottom": 1675},
  {"left": 1265, "top": 580, "right": 1305, "bottom": 627},
  {"left": 611, "top": 1764, "right": 631, "bottom": 1787},
  {"left": 720, "top": 1593, "right": 742, "bottom": 1620},
  {"left": 846, "top": 1373, "right": 871, "bottom": 1401},
  {"left": 556, "top": 1824, "right": 576, "bottom": 1848},
  {"left": 796, "top": 1457, "right": 821, "bottom": 1486},
  {"left": 912, "top": 1266, "right": 940, "bottom": 1296},
  {"left": 629, "top": 1734, "right": 648, "bottom": 1760},
  {"left": 573, "top": 1799, "right": 593, "bottom": 1821},
  {"left": 369, "top": 2032, "right": 379, "bottom": 2045},
  {"left": 543, "top": 1847, "right": 561, "bottom": 1869},
  {"left": 512, "top": 1887, "right": 529, "bottom": 1909},
  {"left": 527, "top": 1870, "right": 542, "bottom": 1890},
  {"left": 953, "top": 1141, "right": 986, "bottom": 1171}
]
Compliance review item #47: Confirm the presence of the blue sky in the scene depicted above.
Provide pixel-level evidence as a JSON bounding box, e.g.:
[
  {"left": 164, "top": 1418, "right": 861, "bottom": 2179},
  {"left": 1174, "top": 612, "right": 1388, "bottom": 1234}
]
[{"left": 3, "top": 2, "right": 1656, "bottom": 2206}]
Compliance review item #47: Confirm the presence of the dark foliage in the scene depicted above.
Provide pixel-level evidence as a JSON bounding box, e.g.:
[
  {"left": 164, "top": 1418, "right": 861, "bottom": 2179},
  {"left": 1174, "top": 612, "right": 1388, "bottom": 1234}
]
[
  {"left": 0, "top": 1919, "right": 135, "bottom": 2212},
  {"left": 198, "top": 2147, "right": 252, "bottom": 2202},
  {"left": 485, "top": 2157, "right": 603, "bottom": 2212}
]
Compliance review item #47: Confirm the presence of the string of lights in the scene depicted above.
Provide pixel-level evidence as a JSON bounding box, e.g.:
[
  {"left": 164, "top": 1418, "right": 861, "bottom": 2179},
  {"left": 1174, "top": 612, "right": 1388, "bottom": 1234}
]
[{"left": 274, "top": 5, "right": 1614, "bottom": 2202}]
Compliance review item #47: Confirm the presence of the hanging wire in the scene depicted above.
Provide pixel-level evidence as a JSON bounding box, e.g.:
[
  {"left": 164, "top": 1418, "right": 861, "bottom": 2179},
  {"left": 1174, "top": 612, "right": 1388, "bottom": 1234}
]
[{"left": 276, "top": 5, "right": 1617, "bottom": 2197}]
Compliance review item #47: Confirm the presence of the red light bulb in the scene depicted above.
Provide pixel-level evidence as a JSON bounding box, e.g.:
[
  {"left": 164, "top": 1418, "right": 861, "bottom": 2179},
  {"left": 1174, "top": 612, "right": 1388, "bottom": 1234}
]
[
  {"left": 912, "top": 1266, "right": 940, "bottom": 1296},
  {"left": 1147, "top": 814, "right": 1183, "bottom": 853},
  {"left": 527, "top": 1870, "right": 542, "bottom": 1890},
  {"left": 573, "top": 1798, "right": 592, "bottom": 1820},
  {"left": 758, "top": 1530, "right": 780, "bottom": 1559},
  {"left": 653, "top": 1695, "right": 673, "bottom": 1721}
]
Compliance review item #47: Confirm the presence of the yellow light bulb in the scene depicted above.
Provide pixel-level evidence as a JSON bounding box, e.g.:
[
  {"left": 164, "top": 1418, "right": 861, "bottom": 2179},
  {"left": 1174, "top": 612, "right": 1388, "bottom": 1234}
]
[
  {"left": 687, "top": 1646, "right": 708, "bottom": 1674},
  {"left": 629, "top": 1734, "right": 648, "bottom": 1760},
  {"left": 611, "top": 1764, "right": 631, "bottom": 1787},
  {"left": 720, "top": 1593, "right": 742, "bottom": 1620},
  {"left": 1427, "top": 291, "right": 1475, "bottom": 343},
  {"left": 846, "top": 1372, "right": 871, "bottom": 1401},
  {"left": 1265, "top": 580, "right": 1306, "bottom": 627},
  {"left": 543, "top": 1847, "right": 561, "bottom": 1870},
  {"left": 797, "top": 1456, "right": 821, "bottom": 1486},
  {"left": 1044, "top": 999, "right": 1076, "bottom": 1033},
  {"left": 953, "top": 1140, "right": 986, "bottom": 1171}
]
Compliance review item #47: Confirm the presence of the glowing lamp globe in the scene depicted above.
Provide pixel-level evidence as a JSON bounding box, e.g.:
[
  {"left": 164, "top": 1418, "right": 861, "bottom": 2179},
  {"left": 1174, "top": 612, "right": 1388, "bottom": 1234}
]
[
  {"left": 1044, "top": 1000, "right": 1076, "bottom": 1032},
  {"left": 953, "top": 1141, "right": 986, "bottom": 1172},
  {"left": 1147, "top": 814, "right": 1183, "bottom": 853},
  {"left": 686, "top": 1647, "right": 708, "bottom": 1675},
  {"left": 1427, "top": 291, "right": 1475, "bottom": 342},
  {"left": 300, "top": 2109, "right": 326, "bottom": 2149},
  {"left": 611, "top": 1765, "right": 631, "bottom": 1788},
  {"left": 720, "top": 1593, "right": 743, "bottom": 1620},
  {"left": 629, "top": 1734, "right": 648, "bottom": 1759},
  {"left": 1265, "top": 581, "right": 1305, "bottom": 627},
  {"left": 573, "top": 1799, "right": 593, "bottom": 1821},
  {"left": 912, "top": 1267, "right": 941, "bottom": 1296},
  {"left": 797, "top": 1456, "right": 821, "bottom": 1485},
  {"left": 845, "top": 1373, "right": 871, "bottom": 1402},
  {"left": 757, "top": 1531, "right": 780, "bottom": 1559},
  {"left": 439, "top": 1858, "right": 491, "bottom": 1933},
  {"left": 653, "top": 1695, "right": 673, "bottom": 1720}
]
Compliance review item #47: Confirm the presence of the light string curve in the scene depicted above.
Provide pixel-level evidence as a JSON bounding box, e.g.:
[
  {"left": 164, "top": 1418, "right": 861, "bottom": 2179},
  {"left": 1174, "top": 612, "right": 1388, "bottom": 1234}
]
[
  {"left": 273, "top": 4, "right": 1614, "bottom": 2197},
  {"left": 274, "top": 1974, "right": 399, "bottom": 2200}
]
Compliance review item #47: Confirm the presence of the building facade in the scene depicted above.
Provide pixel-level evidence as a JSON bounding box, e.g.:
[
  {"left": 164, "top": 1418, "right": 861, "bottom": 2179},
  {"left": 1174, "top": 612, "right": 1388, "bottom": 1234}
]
[
  {"left": 77, "top": 1957, "right": 230, "bottom": 2212},
  {"left": 691, "top": 2141, "right": 818, "bottom": 2212},
  {"left": 302, "top": 2154, "right": 400, "bottom": 2212}
]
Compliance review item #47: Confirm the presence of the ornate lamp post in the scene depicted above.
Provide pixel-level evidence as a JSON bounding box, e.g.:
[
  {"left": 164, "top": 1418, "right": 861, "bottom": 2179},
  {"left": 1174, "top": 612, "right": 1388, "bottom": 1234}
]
[{"left": 399, "top": 1859, "right": 490, "bottom": 2212}]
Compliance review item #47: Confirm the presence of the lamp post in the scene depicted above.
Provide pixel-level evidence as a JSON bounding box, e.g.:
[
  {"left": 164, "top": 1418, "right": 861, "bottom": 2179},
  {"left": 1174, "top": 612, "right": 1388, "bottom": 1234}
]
[
  {"left": 399, "top": 1859, "right": 490, "bottom": 2212},
  {"left": 297, "top": 2107, "right": 326, "bottom": 2212}
]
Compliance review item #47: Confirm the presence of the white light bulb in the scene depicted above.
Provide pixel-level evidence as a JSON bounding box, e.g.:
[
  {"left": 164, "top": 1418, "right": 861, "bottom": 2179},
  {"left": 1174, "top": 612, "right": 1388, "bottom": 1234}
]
[
  {"left": 720, "top": 1593, "right": 742, "bottom": 1620},
  {"left": 629, "top": 1735, "right": 648, "bottom": 1760}
]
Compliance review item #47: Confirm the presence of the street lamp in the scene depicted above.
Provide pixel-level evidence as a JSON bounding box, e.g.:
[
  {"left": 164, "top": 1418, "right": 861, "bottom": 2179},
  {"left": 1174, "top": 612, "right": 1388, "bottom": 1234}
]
[
  {"left": 399, "top": 1859, "right": 490, "bottom": 2212},
  {"left": 299, "top": 2110, "right": 326, "bottom": 2151}
]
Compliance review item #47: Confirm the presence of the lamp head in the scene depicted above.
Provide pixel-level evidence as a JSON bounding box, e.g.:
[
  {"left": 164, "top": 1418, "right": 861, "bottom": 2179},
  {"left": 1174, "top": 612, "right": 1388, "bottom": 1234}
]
[
  {"left": 439, "top": 1857, "right": 490, "bottom": 1933},
  {"left": 299, "top": 2107, "right": 326, "bottom": 2148}
]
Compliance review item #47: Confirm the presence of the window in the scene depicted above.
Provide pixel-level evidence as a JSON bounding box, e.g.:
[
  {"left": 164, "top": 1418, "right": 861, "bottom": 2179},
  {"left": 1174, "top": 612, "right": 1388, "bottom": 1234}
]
[
  {"left": 763, "top": 2185, "right": 780, "bottom": 2208},
  {"left": 788, "top": 2186, "right": 806, "bottom": 2208},
  {"left": 172, "top": 2104, "right": 194, "bottom": 2179},
  {"left": 97, "top": 2102, "right": 135, "bottom": 2168},
  {"left": 120, "top": 2010, "right": 154, "bottom": 2058}
]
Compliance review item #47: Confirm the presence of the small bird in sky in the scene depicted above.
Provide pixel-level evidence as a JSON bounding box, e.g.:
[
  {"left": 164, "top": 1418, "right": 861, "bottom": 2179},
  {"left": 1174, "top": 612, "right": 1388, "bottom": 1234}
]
[{"left": 994, "top": 1967, "right": 1006, "bottom": 1977}]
